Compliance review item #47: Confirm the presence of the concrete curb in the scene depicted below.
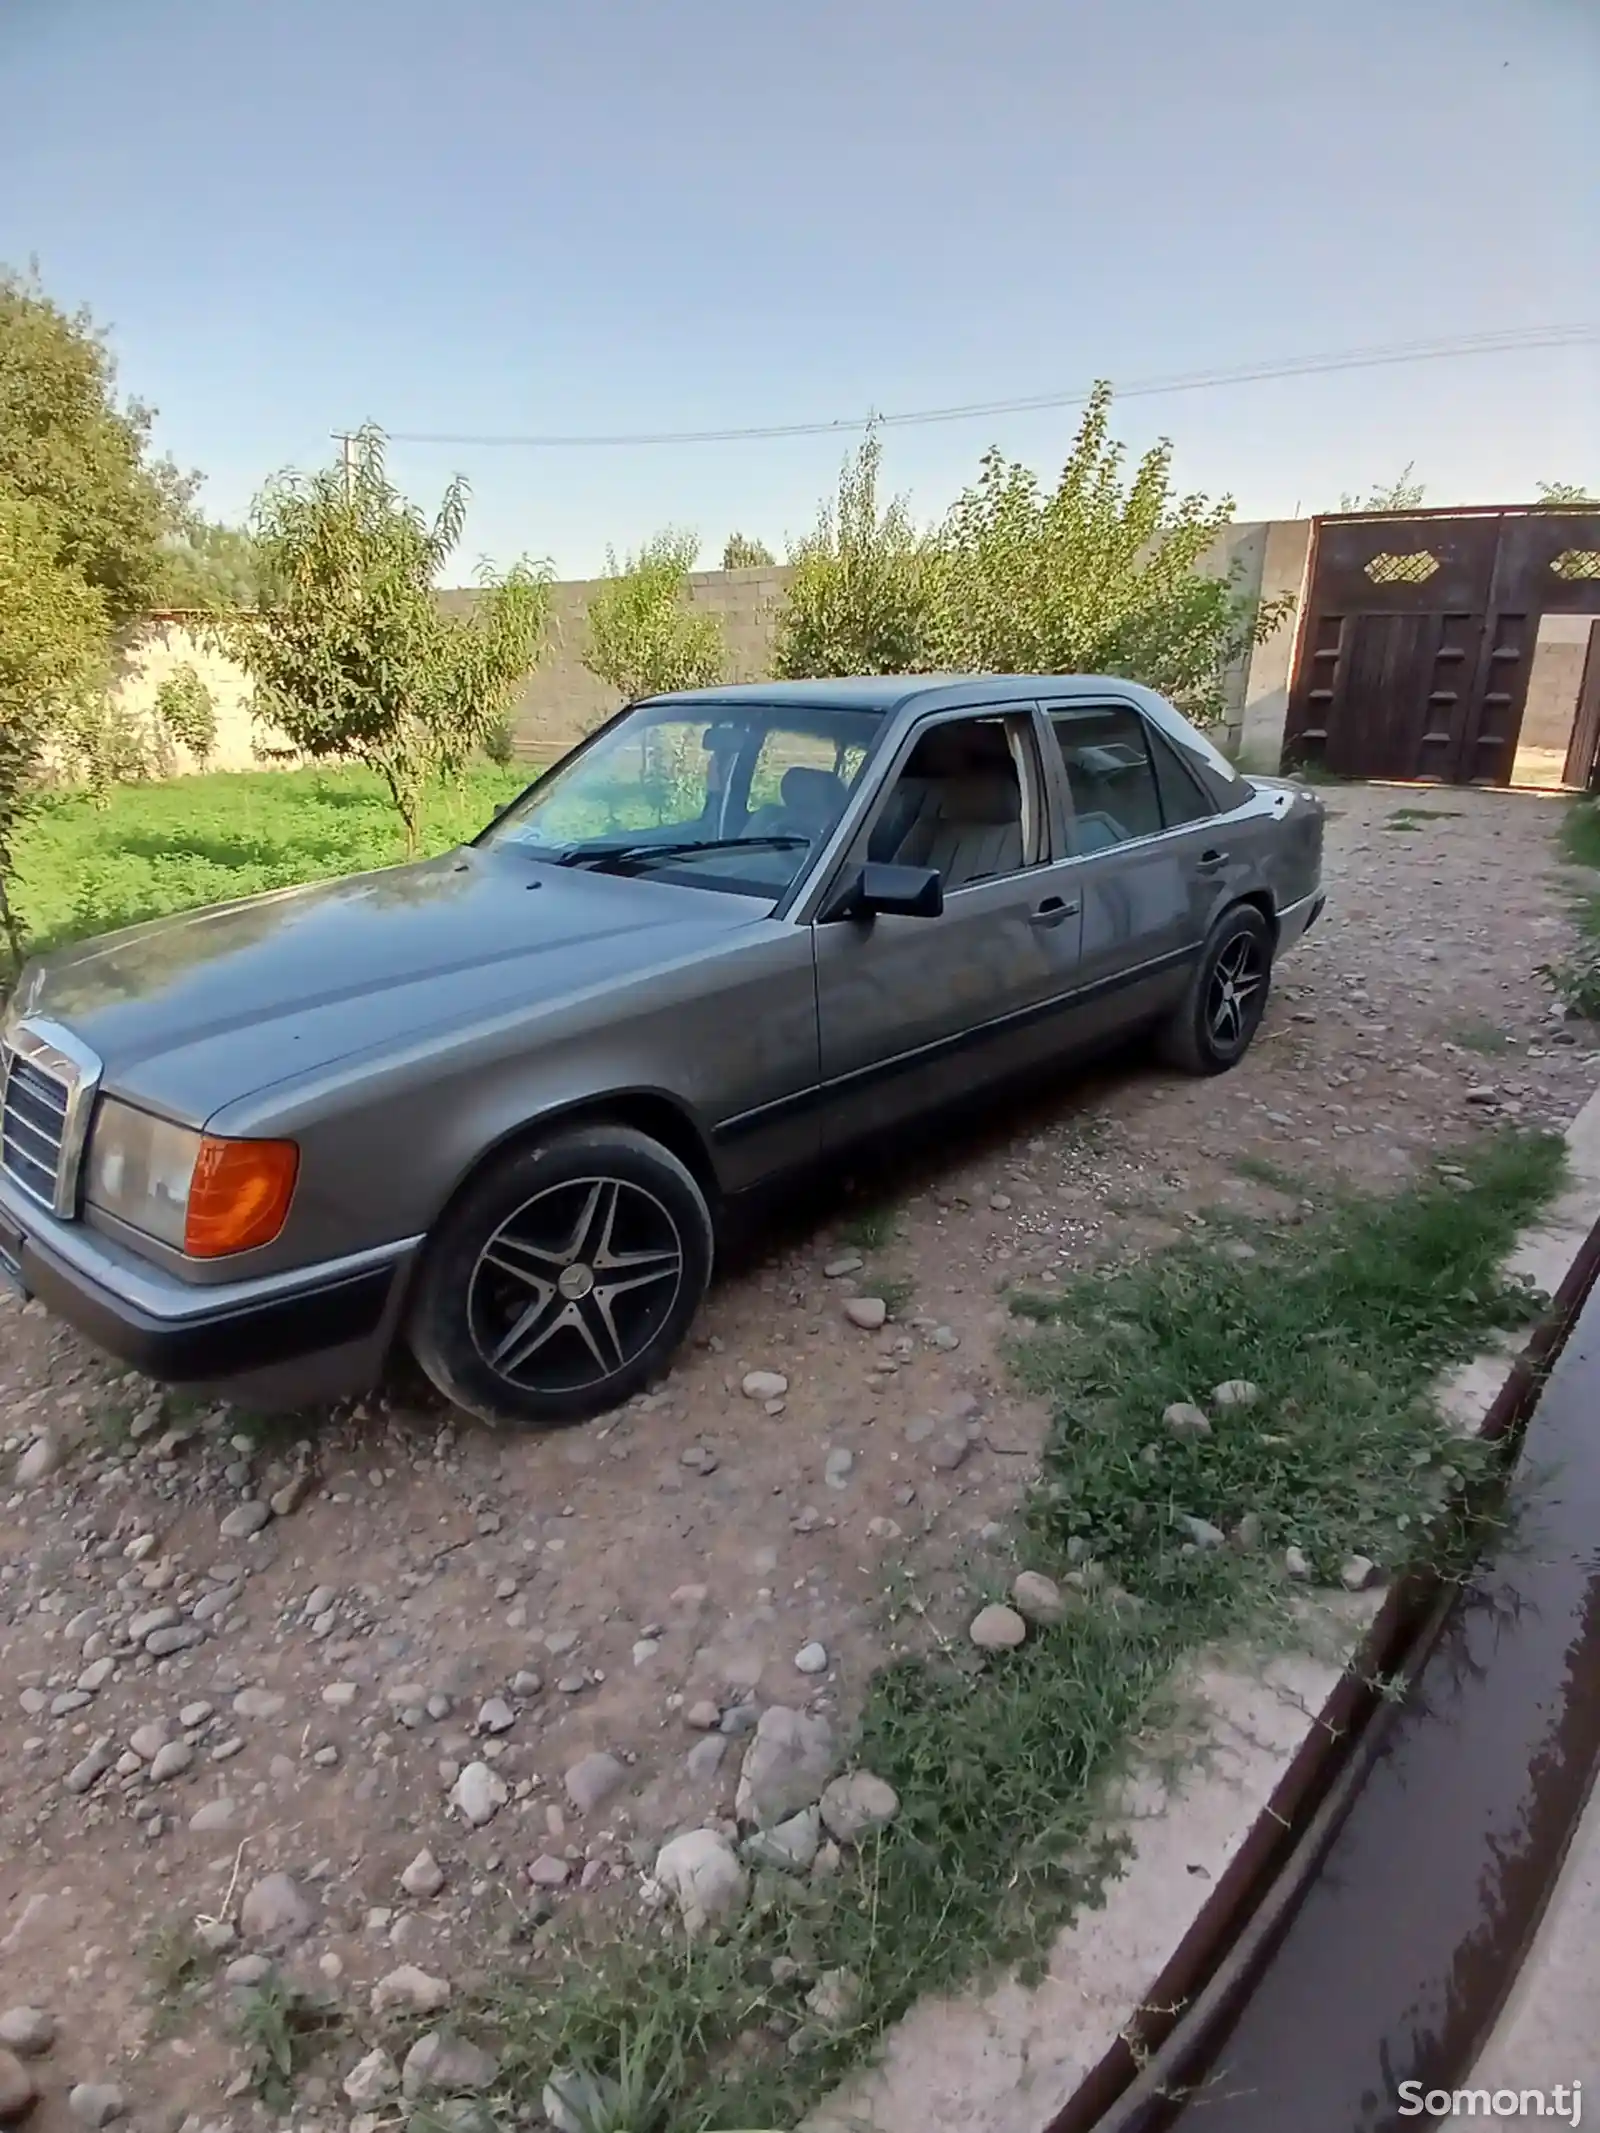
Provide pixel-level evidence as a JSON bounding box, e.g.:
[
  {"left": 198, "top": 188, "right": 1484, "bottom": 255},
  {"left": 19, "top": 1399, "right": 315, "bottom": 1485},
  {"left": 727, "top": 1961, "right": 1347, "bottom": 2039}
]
[{"left": 801, "top": 1087, "right": 1600, "bottom": 2133}]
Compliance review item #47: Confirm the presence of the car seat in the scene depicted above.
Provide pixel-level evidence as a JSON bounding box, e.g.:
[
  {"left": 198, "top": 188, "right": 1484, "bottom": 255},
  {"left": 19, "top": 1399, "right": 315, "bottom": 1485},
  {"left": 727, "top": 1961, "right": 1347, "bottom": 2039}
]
[
  {"left": 746, "top": 765, "right": 848, "bottom": 843},
  {"left": 870, "top": 724, "right": 1024, "bottom": 889}
]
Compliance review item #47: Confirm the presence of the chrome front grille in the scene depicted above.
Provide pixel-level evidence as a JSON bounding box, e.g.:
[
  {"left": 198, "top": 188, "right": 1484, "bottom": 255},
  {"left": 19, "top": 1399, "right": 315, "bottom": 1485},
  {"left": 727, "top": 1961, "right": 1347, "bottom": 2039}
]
[{"left": 0, "top": 1019, "right": 103, "bottom": 1218}]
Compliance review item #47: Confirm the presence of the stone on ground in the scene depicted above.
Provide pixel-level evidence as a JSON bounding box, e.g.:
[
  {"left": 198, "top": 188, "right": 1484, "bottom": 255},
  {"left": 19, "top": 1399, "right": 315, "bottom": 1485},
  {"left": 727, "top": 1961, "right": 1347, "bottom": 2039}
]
[
  {"left": 740, "top": 1370, "right": 788, "bottom": 1401},
  {"left": 239, "top": 1872, "right": 314, "bottom": 1946},
  {"left": 343, "top": 2048, "right": 400, "bottom": 2107},
  {"left": 819, "top": 1770, "right": 900, "bottom": 1843},
  {"left": 653, "top": 1828, "right": 749, "bottom": 1937},
  {"left": 1010, "top": 1570, "right": 1066, "bottom": 1626},
  {"left": 563, "top": 1751, "right": 627, "bottom": 1815},
  {"left": 0, "top": 2050, "right": 36, "bottom": 2125},
  {"left": 969, "top": 1603, "right": 1027, "bottom": 1651},
  {"left": 372, "top": 1965, "right": 451, "bottom": 2015},
  {"left": 66, "top": 2089, "right": 125, "bottom": 2130},
  {"left": 734, "top": 1705, "right": 839, "bottom": 1828},
  {"left": 0, "top": 2014, "right": 52, "bottom": 2060},
  {"left": 401, "top": 1848, "right": 445, "bottom": 1899},
  {"left": 401, "top": 2032, "right": 500, "bottom": 2100},
  {"left": 742, "top": 1805, "right": 821, "bottom": 1874},
  {"left": 1212, "top": 1379, "right": 1262, "bottom": 1409},
  {"left": 449, "top": 1760, "right": 508, "bottom": 1827}
]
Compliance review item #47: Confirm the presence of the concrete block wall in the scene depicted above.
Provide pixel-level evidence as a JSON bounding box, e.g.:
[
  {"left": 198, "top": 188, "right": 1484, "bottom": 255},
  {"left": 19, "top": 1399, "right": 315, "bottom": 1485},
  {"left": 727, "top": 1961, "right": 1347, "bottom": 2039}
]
[
  {"left": 441, "top": 563, "right": 796, "bottom": 759},
  {"left": 103, "top": 619, "right": 297, "bottom": 775},
  {"left": 111, "top": 525, "right": 1314, "bottom": 774},
  {"left": 1520, "top": 614, "right": 1595, "bottom": 751}
]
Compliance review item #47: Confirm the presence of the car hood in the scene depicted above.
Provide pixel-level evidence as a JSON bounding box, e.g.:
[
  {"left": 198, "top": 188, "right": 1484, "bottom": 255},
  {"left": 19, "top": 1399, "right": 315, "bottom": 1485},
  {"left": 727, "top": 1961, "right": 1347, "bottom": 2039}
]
[{"left": 13, "top": 848, "right": 762, "bottom": 1125}]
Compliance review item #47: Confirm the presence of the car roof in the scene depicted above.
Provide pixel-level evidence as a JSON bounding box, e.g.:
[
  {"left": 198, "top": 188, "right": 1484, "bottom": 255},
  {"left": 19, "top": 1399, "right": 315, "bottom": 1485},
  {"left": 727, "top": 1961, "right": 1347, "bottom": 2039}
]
[
  {"left": 640, "top": 674, "right": 1168, "bottom": 716},
  {"left": 635, "top": 673, "right": 1243, "bottom": 786}
]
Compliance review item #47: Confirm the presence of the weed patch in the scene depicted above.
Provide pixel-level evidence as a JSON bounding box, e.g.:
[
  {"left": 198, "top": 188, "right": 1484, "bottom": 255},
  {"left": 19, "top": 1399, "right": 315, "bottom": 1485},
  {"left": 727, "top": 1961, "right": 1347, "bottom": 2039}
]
[
  {"left": 1383, "top": 805, "right": 1465, "bottom": 831},
  {"left": 1542, "top": 799, "right": 1600, "bottom": 1018},
  {"left": 836, "top": 1205, "right": 895, "bottom": 1254},
  {"left": 875, "top": 1274, "right": 916, "bottom": 1318},
  {"left": 235, "top": 1978, "right": 345, "bottom": 2112},
  {"left": 469, "top": 1132, "right": 1558, "bottom": 2132},
  {"left": 1451, "top": 1020, "right": 1514, "bottom": 1056}
]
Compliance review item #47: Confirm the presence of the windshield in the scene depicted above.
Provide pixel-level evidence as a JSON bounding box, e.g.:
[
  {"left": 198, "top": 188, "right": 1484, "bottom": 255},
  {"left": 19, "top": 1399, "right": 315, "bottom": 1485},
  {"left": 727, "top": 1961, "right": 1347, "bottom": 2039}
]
[{"left": 480, "top": 700, "right": 882, "bottom": 897}]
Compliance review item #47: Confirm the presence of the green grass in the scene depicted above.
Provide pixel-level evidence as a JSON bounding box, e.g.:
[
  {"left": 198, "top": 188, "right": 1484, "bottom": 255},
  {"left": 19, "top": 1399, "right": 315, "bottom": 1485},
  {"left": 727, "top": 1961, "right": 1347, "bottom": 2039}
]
[
  {"left": 145, "top": 1919, "right": 218, "bottom": 2037},
  {"left": 1559, "top": 796, "right": 1600, "bottom": 873},
  {"left": 463, "top": 1132, "right": 1560, "bottom": 2133},
  {"left": 1383, "top": 804, "right": 1466, "bottom": 832},
  {"left": 1450, "top": 1020, "right": 1514, "bottom": 1056},
  {"left": 235, "top": 1977, "right": 345, "bottom": 2113},
  {"left": 10, "top": 762, "right": 533, "bottom": 955},
  {"left": 1543, "top": 798, "right": 1600, "bottom": 1017},
  {"left": 876, "top": 1273, "right": 916, "bottom": 1318},
  {"left": 836, "top": 1205, "right": 896, "bottom": 1254}
]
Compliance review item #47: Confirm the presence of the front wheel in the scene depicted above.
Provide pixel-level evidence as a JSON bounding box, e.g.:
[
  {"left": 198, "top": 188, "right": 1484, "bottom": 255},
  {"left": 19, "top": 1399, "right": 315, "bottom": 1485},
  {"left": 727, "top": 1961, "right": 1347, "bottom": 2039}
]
[
  {"left": 408, "top": 1124, "right": 714, "bottom": 1430},
  {"left": 1157, "top": 904, "right": 1274, "bottom": 1076}
]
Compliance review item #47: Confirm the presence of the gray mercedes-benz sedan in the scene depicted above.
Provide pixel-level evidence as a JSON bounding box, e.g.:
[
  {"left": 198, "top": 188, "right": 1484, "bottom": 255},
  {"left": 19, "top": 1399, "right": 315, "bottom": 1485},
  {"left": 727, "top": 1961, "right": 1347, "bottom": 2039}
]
[{"left": 0, "top": 675, "right": 1324, "bottom": 1429}]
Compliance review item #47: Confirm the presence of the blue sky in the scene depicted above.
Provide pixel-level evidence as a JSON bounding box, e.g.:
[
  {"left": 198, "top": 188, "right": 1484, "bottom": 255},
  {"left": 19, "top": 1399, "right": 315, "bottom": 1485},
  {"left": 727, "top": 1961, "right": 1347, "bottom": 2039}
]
[{"left": 2, "top": 0, "right": 1595, "bottom": 580}]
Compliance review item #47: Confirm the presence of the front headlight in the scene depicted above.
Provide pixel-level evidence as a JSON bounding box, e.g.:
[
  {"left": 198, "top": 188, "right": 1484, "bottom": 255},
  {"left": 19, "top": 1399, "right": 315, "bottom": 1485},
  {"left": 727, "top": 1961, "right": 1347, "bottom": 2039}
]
[{"left": 86, "top": 1098, "right": 298, "bottom": 1258}]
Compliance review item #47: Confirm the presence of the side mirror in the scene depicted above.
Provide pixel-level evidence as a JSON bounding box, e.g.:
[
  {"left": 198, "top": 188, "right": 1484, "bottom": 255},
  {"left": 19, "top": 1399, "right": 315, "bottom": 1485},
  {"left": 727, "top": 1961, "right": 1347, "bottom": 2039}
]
[{"left": 828, "top": 861, "right": 944, "bottom": 922}]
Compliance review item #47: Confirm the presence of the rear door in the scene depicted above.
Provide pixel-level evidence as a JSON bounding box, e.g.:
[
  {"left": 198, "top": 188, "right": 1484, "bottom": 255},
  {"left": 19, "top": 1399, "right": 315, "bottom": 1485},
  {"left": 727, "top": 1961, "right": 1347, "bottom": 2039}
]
[
  {"left": 1039, "top": 698, "right": 1229, "bottom": 1046},
  {"left": 809, "top": 707, "right": 1086, "bottom": 1148}
]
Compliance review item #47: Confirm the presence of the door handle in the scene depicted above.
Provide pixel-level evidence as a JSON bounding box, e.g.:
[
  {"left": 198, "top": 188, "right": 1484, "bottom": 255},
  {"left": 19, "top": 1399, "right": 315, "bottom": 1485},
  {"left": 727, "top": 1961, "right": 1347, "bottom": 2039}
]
[
  {"left": 1195, "top": 848, "right": 1229, "bottom": 873},
  {"left": 1029, "top": 896, "right": 1080, "bottom": 927}
]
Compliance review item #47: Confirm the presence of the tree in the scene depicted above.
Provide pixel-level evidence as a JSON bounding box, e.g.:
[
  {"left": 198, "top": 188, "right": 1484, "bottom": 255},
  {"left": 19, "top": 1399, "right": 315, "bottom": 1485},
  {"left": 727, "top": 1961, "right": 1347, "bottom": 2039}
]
[
  {"left": 929, "top": 383, "right": 1288, "bottom": 727},
  {"left": 157, "top": 515, "right": 262, "bottom": 609},
  {"left": 224, "top": 427, "right": 551, "bottom": 855},
  {"left": 583, "top": 529, "right": 727, "bottom": 706},
  {"left": 772, "top": 426, "right": 941, "bottom": 678},
  {"left": 1536, "top": 480, "right": 1598, "bottom": 506},
  {"left": 1338, "top": 465, "right": 1426, "bottom": 512},
  {"left": 0, "top": 492, "right": 110, "bottom": 963},
  {"left": 0, "top": 264, "right": 191, "bottom": 625},
  {"left": 722, "top": 531, "right": 774, "bottom": 570},
  {"left": 153, "top": 662, "right": 218, "bottom": 767}
]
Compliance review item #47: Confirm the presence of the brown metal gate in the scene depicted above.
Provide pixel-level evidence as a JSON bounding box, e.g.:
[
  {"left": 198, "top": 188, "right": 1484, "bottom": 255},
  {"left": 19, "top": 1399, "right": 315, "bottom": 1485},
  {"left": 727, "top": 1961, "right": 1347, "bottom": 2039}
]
[{"left": 1282, "top": 506, "right": 1600, "bottom": 787}]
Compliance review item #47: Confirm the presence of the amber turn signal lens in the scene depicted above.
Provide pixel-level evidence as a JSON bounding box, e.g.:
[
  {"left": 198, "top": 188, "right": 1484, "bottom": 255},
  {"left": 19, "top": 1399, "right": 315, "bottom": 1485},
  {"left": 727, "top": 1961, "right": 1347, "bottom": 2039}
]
[{"left": 183, "top": 1136, "right": 299, "bottom": 1258}]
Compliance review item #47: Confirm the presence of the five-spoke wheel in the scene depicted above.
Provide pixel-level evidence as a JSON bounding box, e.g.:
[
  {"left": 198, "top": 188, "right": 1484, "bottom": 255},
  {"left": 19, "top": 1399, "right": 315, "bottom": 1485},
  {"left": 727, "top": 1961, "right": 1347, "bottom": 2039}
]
[
  {"left": 1158, "top": 903, "right": 1274, "bottom": 1075},
  {"left": 408, "top": 1124, "right": 713, "bottom": 1429}
]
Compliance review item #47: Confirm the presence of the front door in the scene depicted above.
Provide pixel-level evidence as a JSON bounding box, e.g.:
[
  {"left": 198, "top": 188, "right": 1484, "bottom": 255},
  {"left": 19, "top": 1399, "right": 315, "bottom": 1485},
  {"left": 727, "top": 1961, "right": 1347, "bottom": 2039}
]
[{"left": 811, "top": 708, "right": 1086, "bottom": 1148}]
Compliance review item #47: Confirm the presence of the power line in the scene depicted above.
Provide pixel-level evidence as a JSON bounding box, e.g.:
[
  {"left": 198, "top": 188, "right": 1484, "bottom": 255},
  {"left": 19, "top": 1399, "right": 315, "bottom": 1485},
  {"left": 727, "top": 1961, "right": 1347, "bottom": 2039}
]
[{"left": 375, "top": 325, "right": 1597, "bottom": 451}]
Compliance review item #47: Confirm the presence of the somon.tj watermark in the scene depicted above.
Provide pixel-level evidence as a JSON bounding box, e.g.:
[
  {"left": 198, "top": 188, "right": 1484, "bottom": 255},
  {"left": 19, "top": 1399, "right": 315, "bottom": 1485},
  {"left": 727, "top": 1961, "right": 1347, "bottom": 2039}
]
[{"left": 1398, "top": 2082, "right": 1583, "bottom": 2123}]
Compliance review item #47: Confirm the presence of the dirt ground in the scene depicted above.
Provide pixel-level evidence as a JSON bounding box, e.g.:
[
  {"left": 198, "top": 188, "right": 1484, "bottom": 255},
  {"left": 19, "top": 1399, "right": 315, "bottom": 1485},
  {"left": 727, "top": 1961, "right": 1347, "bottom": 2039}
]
[{"left": 3, "top": 782, "right": 1597, "bottom": 2133}]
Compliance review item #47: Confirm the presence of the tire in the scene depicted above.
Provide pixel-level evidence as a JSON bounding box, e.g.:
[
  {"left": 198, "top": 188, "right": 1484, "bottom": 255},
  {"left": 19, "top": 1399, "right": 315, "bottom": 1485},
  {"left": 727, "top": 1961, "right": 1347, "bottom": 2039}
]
[
  {"left": 1157, "top": 904, "right": 1274, "bottom": 1076},
  {"left": 408, "top": 1124, "right": 714, "bottom": 1430}
]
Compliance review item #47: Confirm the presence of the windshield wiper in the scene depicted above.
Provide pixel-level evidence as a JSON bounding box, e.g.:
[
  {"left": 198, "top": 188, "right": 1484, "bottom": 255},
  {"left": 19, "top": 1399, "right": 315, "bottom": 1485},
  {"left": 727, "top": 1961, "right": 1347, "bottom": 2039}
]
[{"left": 555, "top": 835, "right": 813, "bottom": 875}]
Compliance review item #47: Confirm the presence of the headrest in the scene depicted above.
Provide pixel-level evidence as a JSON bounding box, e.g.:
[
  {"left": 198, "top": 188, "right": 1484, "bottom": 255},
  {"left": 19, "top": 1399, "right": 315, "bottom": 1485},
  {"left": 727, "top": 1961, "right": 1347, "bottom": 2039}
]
[{"left": 780, "top": 766, "right": 846, "bottom": 821}]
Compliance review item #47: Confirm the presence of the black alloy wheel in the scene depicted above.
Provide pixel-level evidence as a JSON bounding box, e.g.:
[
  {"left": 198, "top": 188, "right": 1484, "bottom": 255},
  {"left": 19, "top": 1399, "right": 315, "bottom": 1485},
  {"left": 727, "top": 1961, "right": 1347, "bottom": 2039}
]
[
  {"left": 1158, "top": 903, "right": 1275, "bottom": 1075},
  {"left": 408, "top": 1124, "right": 714, "bottom": 1429}
]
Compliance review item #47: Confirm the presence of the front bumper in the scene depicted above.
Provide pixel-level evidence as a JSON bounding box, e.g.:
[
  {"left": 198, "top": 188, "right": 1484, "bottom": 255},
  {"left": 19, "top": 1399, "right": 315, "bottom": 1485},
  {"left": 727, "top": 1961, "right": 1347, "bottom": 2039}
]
[{"left": 0, "top": 1172, "right": 420, "bottom": 1406}]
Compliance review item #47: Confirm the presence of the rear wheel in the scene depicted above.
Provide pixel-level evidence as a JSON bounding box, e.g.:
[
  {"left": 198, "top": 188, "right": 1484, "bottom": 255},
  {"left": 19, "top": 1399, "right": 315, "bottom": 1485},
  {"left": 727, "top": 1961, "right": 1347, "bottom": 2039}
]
[
  {"left": 408, "top": 1124, "right": 714, "bottom": 1430},
  {"left": 1157, "top": 905, "right": 1274, "bottom": 1076}
]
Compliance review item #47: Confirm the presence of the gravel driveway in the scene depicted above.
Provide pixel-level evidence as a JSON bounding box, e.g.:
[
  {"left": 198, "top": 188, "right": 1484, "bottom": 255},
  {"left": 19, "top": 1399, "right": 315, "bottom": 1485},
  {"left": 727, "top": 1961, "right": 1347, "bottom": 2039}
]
[{"left": 2, "top": 782, "right": 1596, "bottom": 2130}]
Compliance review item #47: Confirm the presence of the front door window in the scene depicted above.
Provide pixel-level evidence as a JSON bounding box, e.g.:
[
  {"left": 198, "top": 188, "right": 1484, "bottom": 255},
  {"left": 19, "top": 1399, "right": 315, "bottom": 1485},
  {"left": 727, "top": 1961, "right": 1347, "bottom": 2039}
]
[{"left": 865, "top": 714, "right": 1048, "bottom": 888}]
